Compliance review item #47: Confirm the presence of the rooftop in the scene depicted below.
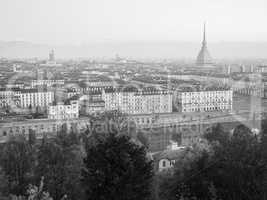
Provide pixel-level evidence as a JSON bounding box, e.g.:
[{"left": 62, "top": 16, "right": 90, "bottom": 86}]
[
  {"left": 178, "top": 85, "right": 232, "bottom": 92},
  {"left": 21, "top": 88, "right": 50, "bottom": 93},
  {"left": 104, "top": 86, "right": 171, "bottom": 95}
]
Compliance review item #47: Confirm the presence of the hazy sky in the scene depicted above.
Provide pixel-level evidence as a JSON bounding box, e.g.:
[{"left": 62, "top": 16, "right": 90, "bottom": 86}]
[{"left": 1, "top": 0, "right": 267, "bottom": 44}]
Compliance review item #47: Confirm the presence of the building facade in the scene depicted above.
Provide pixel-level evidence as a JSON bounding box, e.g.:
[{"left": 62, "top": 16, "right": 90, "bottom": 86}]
[
  {"left": 153, "top": 147, "right": 184, "bottom": 172},
  {"left": 102, "top": 87, "right": 173, "bottom": 114},
  {"left": 80, "top": 100, "right": 105, "bottom": 115},
  {"left": 20, "top": 89, "right": 54, "bottom": 108},
  {"left": 0, "top": 88, "right": 21, "bottom": 108},
  {"left": 0, "top": 117, "right": 90, "bottom": 143},
  {"left": 48, "top": 99, "right": 79, "bottom": 119},
  {"left": 175, "top": 88, "right": 233, "bottom": 113}
]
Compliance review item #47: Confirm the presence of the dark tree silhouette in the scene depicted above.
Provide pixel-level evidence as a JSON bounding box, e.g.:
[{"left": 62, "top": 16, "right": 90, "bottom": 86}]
[
  {"left": 159, "top": 123, "right": 267, "bottom": 200},
  {"left": 81, "top": 133, "right": 154, "bottom": 200},
  {"left": 0, "top": 136, "right": 34, "bottom": 196},
  {"left": 35, "top": 133, "right": 84, "bottom": 200}
]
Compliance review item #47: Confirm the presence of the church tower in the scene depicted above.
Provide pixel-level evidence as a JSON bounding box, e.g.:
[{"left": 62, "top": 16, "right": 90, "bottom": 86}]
[{"left": 196, "top": 23, "right": 213, "bottom": 66}]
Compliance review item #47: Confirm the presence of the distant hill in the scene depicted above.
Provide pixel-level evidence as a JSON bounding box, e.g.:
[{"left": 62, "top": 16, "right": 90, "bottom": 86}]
[{"left": 0, "top": 41, "right": 267, "bottom": 59}]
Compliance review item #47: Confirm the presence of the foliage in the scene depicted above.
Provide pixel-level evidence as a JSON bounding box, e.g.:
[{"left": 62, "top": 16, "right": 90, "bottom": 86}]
[
  {"left": 83, "top": 110, "right": 133, "bottom": 149},
  {"left": 0, "top": 136, "right": 34, "bottom": 196},
  {"left": 0, "top": 167, "right": 8, "bottom": 198},
  {"left": 35, "top": 133, "right": 84, "bottom": 200},
  {"left": 26, "top": 177, "right": 53, "bottom": 200},
  {"left": 90, "top": 110, "right": 130, "bottom": 136},
  {"left": 180, "top": 124, "right": 266, "bottom": 199},
  {"left": 204, "top": 123, "right": 229, "bottom": 146},
  {"left": 81, "top": 133, "right": 154, "bottom": 200},
  {"left": 158, "top": 123, "right": 267, "bottom": 200},
  {"left": 28, "top": 129, "right": 37, "bottom": 146},
  {"left": 157, "top": 171, "right": 176, "bottom": 200},
  {"left": 137, "top": 131, "right": 149, "bottom": 149},
  {"left": 9, "top": 177, "right": 62, "bottom": 200}
]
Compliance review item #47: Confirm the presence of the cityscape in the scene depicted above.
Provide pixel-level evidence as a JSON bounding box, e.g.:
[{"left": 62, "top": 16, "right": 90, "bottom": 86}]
[{"left": 1, "top": 0, "right": 267, "bottom": 200}]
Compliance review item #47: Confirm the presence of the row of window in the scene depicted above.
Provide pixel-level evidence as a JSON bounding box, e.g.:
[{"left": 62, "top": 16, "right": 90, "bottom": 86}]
[{"left": 183, "top": 106, "right": 231, "bottom": 112}]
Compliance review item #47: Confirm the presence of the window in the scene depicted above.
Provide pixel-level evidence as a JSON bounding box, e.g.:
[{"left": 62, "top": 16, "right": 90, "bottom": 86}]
[{"left": 162, "top": 160, "right": 166, "bottom": 167}]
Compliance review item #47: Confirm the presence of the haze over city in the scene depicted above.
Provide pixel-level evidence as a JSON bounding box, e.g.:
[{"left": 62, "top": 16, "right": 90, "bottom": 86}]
[{"left": 1, "top": 0, "right": 267, "bottom": 59}]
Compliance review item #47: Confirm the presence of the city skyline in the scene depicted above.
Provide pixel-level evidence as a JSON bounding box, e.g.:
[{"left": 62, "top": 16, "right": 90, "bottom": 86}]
[{"left": 2, "top": 40, "right": 267, "bottom": 59}]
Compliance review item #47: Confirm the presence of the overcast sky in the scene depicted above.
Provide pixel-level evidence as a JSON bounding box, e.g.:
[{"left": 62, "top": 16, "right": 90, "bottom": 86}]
[{"left": 1, "top": 0, "right": 267, "bottom": 45}]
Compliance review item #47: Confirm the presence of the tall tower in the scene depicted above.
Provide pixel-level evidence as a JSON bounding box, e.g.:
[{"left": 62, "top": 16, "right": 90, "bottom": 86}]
[
  {"left": 49, "top": 49, "right": 55, "bottom": 62},
  {"left": 196, "top": 23, "right": 213, "bottom": 66}
]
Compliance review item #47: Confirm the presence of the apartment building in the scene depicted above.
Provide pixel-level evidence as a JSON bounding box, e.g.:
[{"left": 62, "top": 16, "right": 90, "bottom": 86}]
[
  {"left": 20, "top": 89, "right": 54, "bottom": 108},
  {"left": 102, "top": 87, "right": 172, "bottom": 114},
  {"left": 175, "top": 87, "right": 233, "bottom": 113}
]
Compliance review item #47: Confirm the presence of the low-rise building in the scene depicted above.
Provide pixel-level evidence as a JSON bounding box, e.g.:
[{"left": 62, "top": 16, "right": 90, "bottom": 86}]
[
  {"left": 153, "top": 146, "right": 185, "bottom": 172},
  {"left": 0, "top": 117, "right": 90, "bottom": 143}
]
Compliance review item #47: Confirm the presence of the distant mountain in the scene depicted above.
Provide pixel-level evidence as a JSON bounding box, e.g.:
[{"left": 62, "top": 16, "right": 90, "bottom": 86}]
[{"left": 0, "top": 41, "right": 267, "bottom": 59}]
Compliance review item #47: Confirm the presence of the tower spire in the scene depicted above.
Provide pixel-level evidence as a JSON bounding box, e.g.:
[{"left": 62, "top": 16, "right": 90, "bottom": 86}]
[
  {"left": 196, "top": 22, "right": 213, "bottom": 66},
  {"left": 202, "top": 22, "right": 206, "bottom": 46}
]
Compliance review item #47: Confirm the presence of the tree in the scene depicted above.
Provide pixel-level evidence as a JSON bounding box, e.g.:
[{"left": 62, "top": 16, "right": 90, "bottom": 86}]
[
  {"left": 83, "top": 110, "right": 132, "bottom": 149},
  {"left": 91, "top": 110, "right": 129, "bottom": 136},
  {"left": 137, "top": 131, "right": 149, "bottom": 149},
  {"left": 0, "top": 136, "right": 34, "bottom": 196},
  {"left": 156, "top": 171, "right": 176, "bottom": 200},
  {"left": 26, "top": 177, "right": 53, "bottom": 200},
  {"left": 10, "top": 177, "right": 59, "bottom": 200},
  {"left": 0, "top": 167, "right": 8, "bottom": 199},
  {"left": 166, "top": 123, "right": 267, "bottom": 200},
  {"left": 28, "top": 129, "right": 37, "bottom": 146},
  {"left": 35, "top": 134, "right": 84, "bottom": 200},
  {"left": 204, "top": 123, "right": 228, "bottom": 146},
  {"left": 232, "top": 124, "right": 252, "bottom": 138},
  {"left": 81, "top": 133, "right": 154, "bottom": 200}
]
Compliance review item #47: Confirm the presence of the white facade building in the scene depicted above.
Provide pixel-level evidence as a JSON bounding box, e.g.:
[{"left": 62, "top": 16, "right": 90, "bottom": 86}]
[
  {"left": 102, "top": 87, "right": 172, "bottom": 114},
  {"left": 20, "top": 89, "right": 54, "bottom": 108},
  {"left": 48, "top": 100, "right": 79, "bottom": 120},
  {"left": 175, "top": 88, "right": 233, "bottom": 113}
]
